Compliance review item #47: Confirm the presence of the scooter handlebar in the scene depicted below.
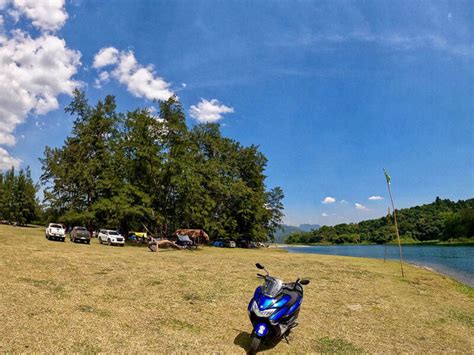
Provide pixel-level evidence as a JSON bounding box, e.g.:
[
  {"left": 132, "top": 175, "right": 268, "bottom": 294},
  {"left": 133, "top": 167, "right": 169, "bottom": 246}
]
[{"left": 257, "top": 273, "right": 266, "bottom": 278}]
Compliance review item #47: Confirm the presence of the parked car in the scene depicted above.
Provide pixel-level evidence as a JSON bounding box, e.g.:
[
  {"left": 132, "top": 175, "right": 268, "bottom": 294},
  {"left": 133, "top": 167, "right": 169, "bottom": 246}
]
[
  {"left": 45, "top": 223, "right": 66, "bottom": 242},
  {"left": 98, "top": 229, "right": 125, "bottom": 246},
  {"left": 70, "top": 226, "right": 91, "bottom": 244},
  {"left": 224, "top": 239, "right": 236, "bottom": 248}
]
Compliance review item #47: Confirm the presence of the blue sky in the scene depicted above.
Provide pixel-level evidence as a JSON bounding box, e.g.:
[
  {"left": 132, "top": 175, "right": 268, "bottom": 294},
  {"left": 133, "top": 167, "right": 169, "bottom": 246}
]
[{"left": 0, "top": 0, "right": 472, "bottom": 226}]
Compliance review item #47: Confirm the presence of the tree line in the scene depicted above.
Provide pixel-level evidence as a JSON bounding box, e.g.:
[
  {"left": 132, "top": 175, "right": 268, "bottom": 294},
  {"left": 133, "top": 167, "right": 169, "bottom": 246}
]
[
  {"left": 286, "top": 197, "right": 474, "bottom": 244},
  {"left": 0, "top": 167, "right": 38, "bottom": 226},
  {"left": 36, "top": 90, "right": 284, "bottom": 241}
]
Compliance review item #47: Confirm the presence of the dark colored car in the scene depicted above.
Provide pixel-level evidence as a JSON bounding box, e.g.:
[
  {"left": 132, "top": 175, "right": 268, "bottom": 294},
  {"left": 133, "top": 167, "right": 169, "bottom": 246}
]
[{"left": 70, "top": 226, "right": 91, "bottom": 244}]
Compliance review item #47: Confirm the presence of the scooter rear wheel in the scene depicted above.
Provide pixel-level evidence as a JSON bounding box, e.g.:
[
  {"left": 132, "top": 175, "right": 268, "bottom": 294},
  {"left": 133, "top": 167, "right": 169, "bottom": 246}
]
[{"left": 248, "top": 335, "right": 261, "bottom": 354}]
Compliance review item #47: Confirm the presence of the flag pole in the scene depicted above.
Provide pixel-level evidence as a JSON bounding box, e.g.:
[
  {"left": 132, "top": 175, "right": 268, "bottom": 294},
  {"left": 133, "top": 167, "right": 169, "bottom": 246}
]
[
  {"left": 384, "top": 206, "right": 390, "bottom": 263},
  {"left": 384, "top": 169, "right": 404, "bottom": 277}
]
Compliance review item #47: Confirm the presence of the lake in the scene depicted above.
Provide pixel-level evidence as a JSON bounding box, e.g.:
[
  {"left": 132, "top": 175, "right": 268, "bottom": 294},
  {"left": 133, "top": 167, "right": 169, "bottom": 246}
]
[{"left": 283, "top": 244, "right": 474, "bottom": 286}]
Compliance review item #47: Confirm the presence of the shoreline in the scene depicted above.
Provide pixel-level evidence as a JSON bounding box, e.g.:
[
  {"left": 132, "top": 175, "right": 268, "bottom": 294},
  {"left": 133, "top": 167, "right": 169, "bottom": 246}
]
[
  {"left": 279, "top": 240, "right": 474, "bottom": 247},
  {"left": 279, "top": 244, "right": 474, "bottom": 287}
]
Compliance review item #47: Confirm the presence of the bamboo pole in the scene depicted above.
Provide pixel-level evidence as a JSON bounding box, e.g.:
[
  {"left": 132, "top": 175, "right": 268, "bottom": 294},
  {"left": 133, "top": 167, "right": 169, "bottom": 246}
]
[
  {"left": 384, "top": 170, "right": 404, "bottom": 277},
  {"left": 384, "top": 206, "right": 390, "bottom": 263}
]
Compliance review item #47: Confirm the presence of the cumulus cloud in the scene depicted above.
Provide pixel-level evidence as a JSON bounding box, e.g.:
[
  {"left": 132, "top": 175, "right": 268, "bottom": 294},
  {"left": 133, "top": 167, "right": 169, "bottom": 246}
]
[
  {"left": 0, "top": 147, "right": 21, "bottom": 170},
  {"left": 189, "top": 98, "right": 234, "bottom": 123},
  {"left": 10, "top": 0, "right": 68, "bottom": 32},
  {"left": 355, "top": 203, "right": 368, "bottom": 210},
  {"left": 368, "top": 195, "right": 384, "bottom": 200},
  {"left": 94, "top": 71, "right": 110, "bottom": 88},
  {"left": 93, "top": 47, "right": 119, "bottom": 69},
  {"left": 92, "top": 47, "right": 174, "bottom": 101},
  {"left": 321, "top": 213, "right": 328, "bottom": 217},
  {"left": 322, "top": 196, "right": 336, "bottom": 204},
  {"left": 0, "top": 30, "right": 81, "bottom": 147},
  {"left": 0, "top": 0, "right": 80, "bottom": 169}
]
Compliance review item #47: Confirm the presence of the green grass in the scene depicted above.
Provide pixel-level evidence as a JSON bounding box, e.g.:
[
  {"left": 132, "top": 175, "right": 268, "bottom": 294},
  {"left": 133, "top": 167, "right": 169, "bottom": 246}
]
[
  {"left": 315, "top": 337, "right": 363, "bottom": 353},
  {"left": 0, "top": 224, "right": 473, "bottom": 353}
]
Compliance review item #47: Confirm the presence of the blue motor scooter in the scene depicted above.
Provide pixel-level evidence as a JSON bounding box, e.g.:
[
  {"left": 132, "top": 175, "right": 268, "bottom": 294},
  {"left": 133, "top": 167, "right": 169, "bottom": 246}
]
[{"left": 247, "top": 263, "right": 309, "bottom": 354}]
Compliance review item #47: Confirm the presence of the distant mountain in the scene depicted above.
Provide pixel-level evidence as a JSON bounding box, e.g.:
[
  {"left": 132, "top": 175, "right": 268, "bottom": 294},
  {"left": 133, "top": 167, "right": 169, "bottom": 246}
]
[
  {"left": 273, "top": 223, "right": 320, "bottom": 243},
  {"left": 299, "top": 224, "right": 321, "bottom": 232}
]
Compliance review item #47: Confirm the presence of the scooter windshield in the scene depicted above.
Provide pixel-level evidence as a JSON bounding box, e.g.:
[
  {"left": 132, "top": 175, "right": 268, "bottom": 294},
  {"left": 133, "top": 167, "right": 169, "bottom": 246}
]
[{"left": 262, "top": 277, "right": 283, "bottom": 297}]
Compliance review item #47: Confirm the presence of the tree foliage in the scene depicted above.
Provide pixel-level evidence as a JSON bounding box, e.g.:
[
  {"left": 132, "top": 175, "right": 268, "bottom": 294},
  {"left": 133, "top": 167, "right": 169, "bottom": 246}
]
[
  {"left": 40, "top": 91, "right": 284, "bottom": 241},
  {"left": 286, "top": 197, "right": 474, "bottom": 244},
  {"left": 0, "top": 167, "right": 39, "bottom": 225}
]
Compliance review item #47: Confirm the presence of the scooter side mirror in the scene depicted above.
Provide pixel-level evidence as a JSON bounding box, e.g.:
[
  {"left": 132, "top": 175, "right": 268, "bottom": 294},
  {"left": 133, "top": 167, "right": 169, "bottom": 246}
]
[
  {"left": 300, "top": 279, "right": 310, "bottom": 285},
  {"left": 256, "top": 263, "right": 265, "bottom": 270}
]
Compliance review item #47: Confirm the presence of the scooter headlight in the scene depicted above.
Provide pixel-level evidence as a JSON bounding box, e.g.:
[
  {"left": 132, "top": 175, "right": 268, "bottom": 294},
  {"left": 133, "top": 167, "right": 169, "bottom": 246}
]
[
  {"left": 252, "top": 301, "right": 277, "bottom": 317},
  {"left": 255, "top": 323, "right": 268, "bottom": 336}
]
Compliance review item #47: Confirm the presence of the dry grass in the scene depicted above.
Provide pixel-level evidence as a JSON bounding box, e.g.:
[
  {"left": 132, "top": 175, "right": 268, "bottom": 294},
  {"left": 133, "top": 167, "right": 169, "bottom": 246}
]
[{"left": 0, "top": 224, "right": 472, "bottom": 353}]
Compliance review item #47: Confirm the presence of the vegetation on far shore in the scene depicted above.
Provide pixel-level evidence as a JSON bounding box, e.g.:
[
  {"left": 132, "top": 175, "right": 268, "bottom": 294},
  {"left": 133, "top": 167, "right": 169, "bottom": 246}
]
[
  {"left": 1, "top": 224, "right": 473, "bottom": 353},
  {"left": 286, "top": 197, "right": 474, "bottom": 245}
]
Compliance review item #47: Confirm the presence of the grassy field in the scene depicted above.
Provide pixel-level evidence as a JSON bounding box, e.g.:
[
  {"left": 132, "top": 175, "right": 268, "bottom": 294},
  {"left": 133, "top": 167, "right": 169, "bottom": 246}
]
[{"left": 0, "top": 225, "right": 473, "bottom": 353}]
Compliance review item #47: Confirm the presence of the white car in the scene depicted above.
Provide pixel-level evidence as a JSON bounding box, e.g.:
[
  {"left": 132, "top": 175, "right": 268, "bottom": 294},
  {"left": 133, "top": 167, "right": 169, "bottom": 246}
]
[
  {"left": 45, "top": 223, "right": 66, "bottom": 242},
  {"left": 98, "top": 229, "right": 125, "bottom": 247}
]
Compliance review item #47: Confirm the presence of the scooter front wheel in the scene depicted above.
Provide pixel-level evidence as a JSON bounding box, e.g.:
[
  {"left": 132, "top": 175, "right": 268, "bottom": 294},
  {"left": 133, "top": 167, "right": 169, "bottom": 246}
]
[{"left": 248, "top": 335, "right": 261, "bottom": 355}]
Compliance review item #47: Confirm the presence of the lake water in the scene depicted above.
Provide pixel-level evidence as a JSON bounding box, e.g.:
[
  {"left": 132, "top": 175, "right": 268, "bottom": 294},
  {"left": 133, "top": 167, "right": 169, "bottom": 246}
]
[{"left": 283, "top": 244, "right": 474, "bottom": 286}]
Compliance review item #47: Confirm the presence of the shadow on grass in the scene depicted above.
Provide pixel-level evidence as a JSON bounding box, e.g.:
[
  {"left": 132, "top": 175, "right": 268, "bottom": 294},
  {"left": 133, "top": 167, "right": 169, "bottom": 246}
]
[
  {"left": 233, "top": 331, "right": 281, "bottom": 353},
  {"left": 46, "top": 238, "right": 66, "bottom": 243}
]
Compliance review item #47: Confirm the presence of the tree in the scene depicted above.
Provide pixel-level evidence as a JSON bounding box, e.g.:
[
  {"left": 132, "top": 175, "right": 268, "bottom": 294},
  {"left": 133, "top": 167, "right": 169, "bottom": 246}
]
[
  {"left": 265, "top": 187, "right": 285, "bottom": 242},
  {"left": 0, "top": 167, "right": 38, "bottom": 225},
  {"left": 40, "top": 91, "right": 282, "bottom": 241},
  {"left": 41, "top": 89, "right": 124, "bottom": 230}
]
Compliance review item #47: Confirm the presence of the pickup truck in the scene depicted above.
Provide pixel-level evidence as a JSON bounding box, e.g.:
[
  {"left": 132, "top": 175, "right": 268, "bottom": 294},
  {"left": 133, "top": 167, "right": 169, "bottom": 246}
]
[
  {"left": 45, "top": 223, "right": 66, "bottom": 242},
  {"left": 70, "top": 226, "right": 91, "bottom": 244}
]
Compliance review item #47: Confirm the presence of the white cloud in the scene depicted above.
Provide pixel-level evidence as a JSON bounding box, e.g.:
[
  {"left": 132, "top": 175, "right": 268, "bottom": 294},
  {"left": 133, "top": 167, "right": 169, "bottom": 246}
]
[
  {"left": 0, "top": 30, "right": 81, "bottom": 146},
  {"left": 93, "top": 47, "right": 175, "bottom": 101},
  {"left": 0, "top": 147, "right": 21, "bottom": 170},
  {"left": 340, "top": 199, "right": 348, "bottom": 204},
  {"left": 321, "top": 213, "right": 328, "bottom": 217},
  {"left": 355, "top": 203, "right": 368, "bottom": 210},
  {"left": 94, "top": 71, "right": 110, "bottom": 88},
  {"left": 93, "top": 47, "right": 119, "bottom": 69},
  {"left": 322, "top": 196, "right": 336, "bottom": 204},
  {"left": 368, "top": 195, "right": 384, "bottom": 200},
  {"left": 276, "top": 27, "right": 473, "bottom": 58},
  {"left": 7, "top": 9, "right": 20, "bottom": 23},
  {"left": 11, "top": 0, "right": 68, "bottom": 32},
  {"left": 189, "top": 98, "right": 234, "bottom": 123},
  {"left": 0, "top": 131, "right": 15, "bottom": 146}
]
